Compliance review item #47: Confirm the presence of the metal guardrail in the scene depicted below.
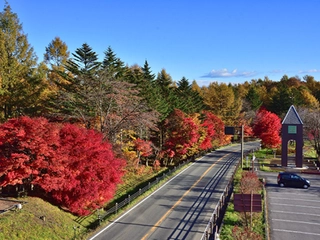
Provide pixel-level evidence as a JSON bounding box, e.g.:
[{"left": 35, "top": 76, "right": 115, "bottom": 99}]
[
  {"left": 93, "top": 155, "right": 197, "bottom": 226},
  {"left": 200, "top": 158, "right": 239, "bottom": 240},
  {"left": 88, "top": 146, "right": 257, "bottom": 238},
  {"left": 200, "top": 146, "right": 260, "bottom": 240}
]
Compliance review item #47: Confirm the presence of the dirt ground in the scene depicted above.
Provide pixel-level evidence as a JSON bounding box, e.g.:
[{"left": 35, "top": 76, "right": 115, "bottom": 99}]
[{"left": 0, "top": 198, "right": 22, "bottom": 213}]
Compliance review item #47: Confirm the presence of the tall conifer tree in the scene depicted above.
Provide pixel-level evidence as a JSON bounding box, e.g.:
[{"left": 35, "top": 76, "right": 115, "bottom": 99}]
[{"left": 0, "top": 3, "right": 42, "bottom": 120}]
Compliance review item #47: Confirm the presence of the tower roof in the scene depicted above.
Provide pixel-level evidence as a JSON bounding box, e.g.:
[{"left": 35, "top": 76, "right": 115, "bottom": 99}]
[{"left": 282, "top": 105, "right": 303, "bottom": 125}]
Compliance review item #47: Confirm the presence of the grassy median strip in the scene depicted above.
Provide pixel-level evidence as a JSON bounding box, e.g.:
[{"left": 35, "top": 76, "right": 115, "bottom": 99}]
[{"left": 220, "top": 167, "right": 265, "bottom": 240}]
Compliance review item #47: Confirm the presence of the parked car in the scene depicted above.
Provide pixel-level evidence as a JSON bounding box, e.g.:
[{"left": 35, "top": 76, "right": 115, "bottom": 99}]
[{"left": 277, "top": 172, "right": 310, "bottom": 189}]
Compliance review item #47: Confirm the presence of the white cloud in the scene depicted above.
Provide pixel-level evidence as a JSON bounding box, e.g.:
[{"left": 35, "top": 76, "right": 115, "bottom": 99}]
[
  {"left": 298, "top": 69, "right": 320, "bottom": 74},
  {"left": 269, "top": 69, "right": 286, "bottom": 74},
  {"left": 201, "top": 68, "right": 256, "bottom": 78}
]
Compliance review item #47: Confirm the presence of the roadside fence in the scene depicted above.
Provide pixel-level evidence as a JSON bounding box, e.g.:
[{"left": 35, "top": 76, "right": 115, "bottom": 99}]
[{"left": 89, "top": 153, "right": 202, "bottom": 228}]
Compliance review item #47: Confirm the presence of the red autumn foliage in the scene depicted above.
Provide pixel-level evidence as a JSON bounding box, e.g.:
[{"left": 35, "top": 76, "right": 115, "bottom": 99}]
[
  {"left": 202, "top": 111, "right": 228, "bottom": 148},
  {"left": 239, "top": 171, "right": 262, "bottom": 194},
  {"left": 0, "top": 117, "right": 125, "bottom": 216},
  {"left": 134, "top": 138, "right": 153, "bottom": 157},
  {"left": 153, "top": 159, "right": 161, "bottom": 171},
  {"left": 238, "top": 118, "right": 254, "bottom": 137},
  {"left": 252, "top": 108, "right": 281, "bottom": 148},
  {"left": 244, "top": 124, "right": 254, "bottom": 137},
  {"left": 199, "top": 112, "right": 216, "bottom": 150},
  {"left": 0, "top": 117, "right": 60, "bottom": 186},
  {"left": 163, "top": 109, "right": 200, "bottom": 160}
]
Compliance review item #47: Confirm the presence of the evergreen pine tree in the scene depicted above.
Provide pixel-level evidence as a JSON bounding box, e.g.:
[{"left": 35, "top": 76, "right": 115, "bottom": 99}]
[
  {"left": 245, "top": 86, "right": 262, "bottom": 111},
  {"left": 102, "top": 46, "right": 125, "bottom": 79},
  {"left": 53, "top": 43, "right": 101, "bottom": 127}
]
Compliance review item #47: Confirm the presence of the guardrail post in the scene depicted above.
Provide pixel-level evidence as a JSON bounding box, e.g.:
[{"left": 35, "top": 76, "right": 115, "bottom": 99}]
[
  {"left": 98, "top": 214, "right": 101, "bottom": 226},
  {"left": 212, "top": 219, "right": 217, "bottom": 239},
  {"left": 214, "top": 226, "right": 219, "bottom": 240},
  {"left": 216, "top": 204, "right": 220, "bottom": 218},
  {"left": 116, "top": 202, "right": 118, "bottom": 214},
  {"left": 139, "top": 188, "right": 141, "bottom": 195},
  {"left": 128, "top": 194, "right": 131, "bottom": 205}
]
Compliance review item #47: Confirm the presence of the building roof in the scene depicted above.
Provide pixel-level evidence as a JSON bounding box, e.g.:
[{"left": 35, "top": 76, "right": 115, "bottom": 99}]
[{"left": 282, "top": 105, "right": 303, "bottom": 125}]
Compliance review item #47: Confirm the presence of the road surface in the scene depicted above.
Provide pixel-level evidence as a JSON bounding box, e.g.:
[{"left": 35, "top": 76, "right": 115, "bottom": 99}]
[{"left": 89, "top": 141, "right": 260, "bottom": 240}]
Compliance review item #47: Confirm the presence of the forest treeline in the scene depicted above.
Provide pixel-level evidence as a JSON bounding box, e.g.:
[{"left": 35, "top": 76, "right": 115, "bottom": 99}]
[{"left": 1, "top": 3, "right": 320, "bottom": 215}]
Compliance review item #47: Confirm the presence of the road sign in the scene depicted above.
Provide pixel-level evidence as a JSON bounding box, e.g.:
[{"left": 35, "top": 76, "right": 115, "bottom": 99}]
[
  {"left": 234, "top": 193, "right": 262, "bottom": 212},
  {"left": 224, "top": 126, "right": 235, "bottom": 135}
]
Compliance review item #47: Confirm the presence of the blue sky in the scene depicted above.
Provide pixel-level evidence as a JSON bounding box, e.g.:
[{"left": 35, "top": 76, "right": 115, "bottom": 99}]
[{"left": 7, "top": 0, "right": 320, "bottom": 86}]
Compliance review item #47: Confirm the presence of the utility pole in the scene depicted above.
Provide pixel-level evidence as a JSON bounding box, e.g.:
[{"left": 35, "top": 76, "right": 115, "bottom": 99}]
[{"left": 241, "top": 125, "right": 244, "bottom": 169}]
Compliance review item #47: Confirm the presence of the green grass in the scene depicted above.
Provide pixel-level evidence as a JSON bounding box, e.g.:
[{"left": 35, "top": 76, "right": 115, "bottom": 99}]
[
  {"left": 0, "top": 160, "right": 195, "bottom": 240},
  {"left": 220, "top": 163, "right": 265, "bottom": 240},
  {"left": 0, "top": 197, "right": 83, "bottom": 240},
  {"left": 0, "top": 167, "right": 168, "bottom": 240},
  {"left": 219, "top": 203, "right": 241, "bottom": 240},
  {"left": 1, "top": 143, "right": 315, "bottom": 239}
]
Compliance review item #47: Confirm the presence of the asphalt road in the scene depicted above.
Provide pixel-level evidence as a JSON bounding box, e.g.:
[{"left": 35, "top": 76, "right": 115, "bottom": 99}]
[
  {"left": 88, "top": 141, "right": 260, "bottom": 240},
  {"left": 259, "top": 171, "right": 320, "bottom": 240}
]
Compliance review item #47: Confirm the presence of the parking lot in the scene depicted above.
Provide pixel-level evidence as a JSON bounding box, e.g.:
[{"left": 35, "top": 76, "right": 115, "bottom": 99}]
[{"left": 260, "top": 172, "right": 320, "bottom": 240}]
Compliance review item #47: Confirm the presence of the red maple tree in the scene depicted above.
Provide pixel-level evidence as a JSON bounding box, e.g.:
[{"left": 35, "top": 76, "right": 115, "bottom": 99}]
[
  {"left": 201, "top": 111, "right": 228, "bottom": 148},
  {"left": 199, "top": 112, "right": 216, "bottom": 150},
  {"left": 0, "top": 117, "right": 125, "bottom": 215},
  {"left": 252, "top": 108, "right": 281, "bottom": 148},
  {"left": 162, "top": 109, "right": 200, "bottom": 162},
  {"left": 132, "top": 138, "right": 153, "bottom": 167},
  {"left": 0, "top": 116, "right": 60, "bottom": 186}
]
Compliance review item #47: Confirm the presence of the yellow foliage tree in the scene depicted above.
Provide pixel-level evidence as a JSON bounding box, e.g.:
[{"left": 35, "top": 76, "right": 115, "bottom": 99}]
[
  {"left": 300, "top": 89, "right": 319, "bottom": 109},
  {"left": 201, "top": 82, "right": 241, "bottom": 126}
]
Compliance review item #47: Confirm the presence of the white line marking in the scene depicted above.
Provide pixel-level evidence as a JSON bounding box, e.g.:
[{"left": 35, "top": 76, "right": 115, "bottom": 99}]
[
  {"left": 269, "top": 197, "right": 320, "bottom": 202},
  {"left": 269, "top": 192, "right": 312, "bottom": 197},
  {"left": 271, "top": 203, "right": 320, "bottom": 209},
  {"left": 273, "top": 229, "right": 320, "bottom": 236},
  {"left": 271, "top": 210, "right": 320, "bottom": 217},
  {"left": 272, "top": 219, "right": 320, "bottom": 226},
  {"left": 88, "top": 156, "right": 208, "bottom": 239}
]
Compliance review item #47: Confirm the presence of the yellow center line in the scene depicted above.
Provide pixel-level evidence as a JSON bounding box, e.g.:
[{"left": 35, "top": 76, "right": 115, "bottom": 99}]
[{"left": 141, "top": 153, "right": 229, "bottom": 240}]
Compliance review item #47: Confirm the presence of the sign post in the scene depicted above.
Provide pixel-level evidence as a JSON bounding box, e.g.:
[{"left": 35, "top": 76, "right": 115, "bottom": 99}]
[
  {"left": 252, "top": 154, "right": 256, "bottom": 172},
  {"left": 225, "top": 125, "right": 244, "bottom": 169}
]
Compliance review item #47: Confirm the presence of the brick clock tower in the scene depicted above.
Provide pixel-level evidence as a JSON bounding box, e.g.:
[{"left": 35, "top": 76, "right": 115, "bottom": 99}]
[{"left": 281, "top": 105, "right": 304, "bottom": 168}]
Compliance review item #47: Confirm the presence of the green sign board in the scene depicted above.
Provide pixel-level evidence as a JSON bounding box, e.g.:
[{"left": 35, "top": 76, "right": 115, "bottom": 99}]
[{"left": 288, "top": 125, "right": 297, "bottom": 134}]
